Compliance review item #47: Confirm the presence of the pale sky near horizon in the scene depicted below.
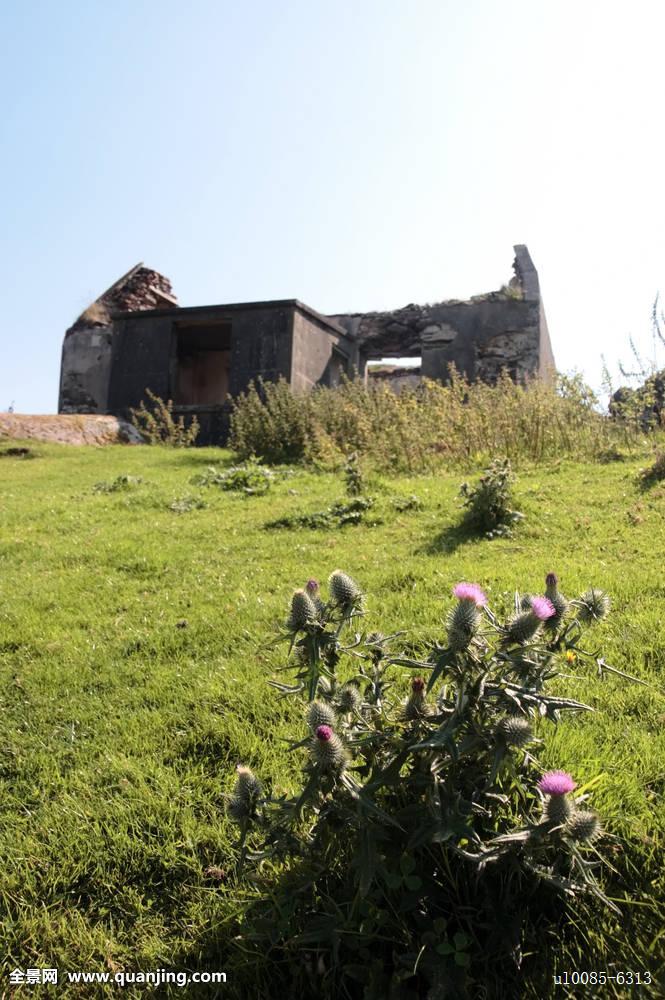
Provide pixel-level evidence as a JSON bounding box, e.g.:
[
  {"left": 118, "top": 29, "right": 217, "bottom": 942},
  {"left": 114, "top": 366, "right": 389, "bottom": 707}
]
[{"left": 2, "top": 0, "right": 665, "bottom": 413}]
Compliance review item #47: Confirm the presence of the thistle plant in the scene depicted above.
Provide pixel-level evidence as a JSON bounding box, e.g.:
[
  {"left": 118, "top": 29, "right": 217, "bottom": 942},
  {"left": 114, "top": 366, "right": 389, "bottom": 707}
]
[
  {"left": 286, "top": 588, "right": 318, "bottom": 632},
  {"left": 576, "top": 587, "right": 611, "bottom": 624},
  {"left": 402, "top": 676, "right": 431, "bottom": 720},
  {"left": 496, "top": 715, "right": 534, "bottom": 748},
  {"left": 544, "top": 571, "right": 568, "bottom": 632},
  {"left": 504, "top": 595, "right": 555, "bottom": 645},
  {"left": 336, "top": 682, "right": 361, "bottom": 715},
  {"left": 459, "top": 457, "right": 523, "bottom": 538},
  {"left": 310, "top": 724, "right": 348, "bottom": 774},
  {"left": 305, "top": 700, "right": 337, "bottom": 732},
  {"left": 225, "top": 570, "right": 635, "bottom": 998},
  {"left": 539, "top": 770, "right": 577, "bottom": 826},
  {"left": 447, "top": 582, "right": 487, "bottom": 651},
  {"left": 344, "top": 451, "right": 364, "bottom": 496}
]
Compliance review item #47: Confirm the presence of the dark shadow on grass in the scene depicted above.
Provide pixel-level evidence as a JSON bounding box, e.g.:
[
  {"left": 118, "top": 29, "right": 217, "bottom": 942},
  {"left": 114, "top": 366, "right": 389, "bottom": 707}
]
[{"left": 421, "top": 518, "right": 481, "bottom": 555}]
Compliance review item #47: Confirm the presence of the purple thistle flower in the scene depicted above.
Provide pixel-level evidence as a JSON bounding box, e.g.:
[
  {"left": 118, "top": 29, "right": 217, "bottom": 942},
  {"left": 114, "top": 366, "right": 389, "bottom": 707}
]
[
  {"left": 531, "top": 596, "right": 556, "bottom": 621},
  {"left": 306, "top": 579, "right": 320, "bottom": 595},
  {"left": 538, "top": 770, "right": 577, "bottom": 796},
  {"left": 453, "top": 582, "right": 487, "bottom": 607},
  {"left": 411, "top": 677, "right": 425, "bottom": 692},
  {"left": 316, "top": 724, "right": 333, "bottom": 742}
]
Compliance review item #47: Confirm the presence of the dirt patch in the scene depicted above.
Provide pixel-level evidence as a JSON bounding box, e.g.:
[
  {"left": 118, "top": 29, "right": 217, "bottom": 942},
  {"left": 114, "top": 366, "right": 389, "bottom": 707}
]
[{"left": 0, "top": 414, "right": 144, "bottom": 446}]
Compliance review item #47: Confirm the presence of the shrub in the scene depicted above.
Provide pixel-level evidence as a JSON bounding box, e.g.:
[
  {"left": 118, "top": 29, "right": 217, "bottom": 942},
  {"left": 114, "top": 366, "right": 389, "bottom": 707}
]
[
  {"left": 228, "top": 371, "right": 632, "bottom": 473},
  {"left": 130, "top": 389, "right": 199, "bottom": 447},
  {"left": 459, "top": 458, "right": 523, "bottom": 537},
  {"left": 223, "top": 571, "right": 626, "bottom": 997},
  {"left": 228, "top": 378, "right": 315, "bottom": 464}
]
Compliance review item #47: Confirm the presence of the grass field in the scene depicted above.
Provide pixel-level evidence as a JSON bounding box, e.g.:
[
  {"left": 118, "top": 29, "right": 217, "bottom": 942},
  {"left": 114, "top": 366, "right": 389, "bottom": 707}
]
[{"left": 0, "top": 442, "right": 664, "bottom": 997}]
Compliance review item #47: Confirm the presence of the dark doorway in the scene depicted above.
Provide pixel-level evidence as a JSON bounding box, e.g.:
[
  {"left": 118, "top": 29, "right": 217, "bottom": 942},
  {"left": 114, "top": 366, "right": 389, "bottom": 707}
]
[{"left": 174, "top": 321, "right": 232, "bottom": 405}]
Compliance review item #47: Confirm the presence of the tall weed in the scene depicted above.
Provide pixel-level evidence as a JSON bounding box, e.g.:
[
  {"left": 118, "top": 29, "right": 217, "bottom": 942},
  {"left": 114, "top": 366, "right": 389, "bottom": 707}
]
[{"left": 229, "top": 371, "right": 635, "bottom": 472}]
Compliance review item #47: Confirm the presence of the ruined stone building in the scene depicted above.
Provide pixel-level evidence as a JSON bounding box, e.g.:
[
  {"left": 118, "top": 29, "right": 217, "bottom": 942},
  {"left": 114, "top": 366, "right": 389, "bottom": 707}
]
[{"left": 59, "top": 245, "right": 555, "bottom": 444}]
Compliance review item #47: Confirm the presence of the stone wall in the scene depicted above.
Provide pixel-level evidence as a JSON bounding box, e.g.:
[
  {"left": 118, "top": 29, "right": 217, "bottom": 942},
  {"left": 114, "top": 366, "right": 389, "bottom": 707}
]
[{"left": 329, "top": 245, "right": 554, "bottom": 385}]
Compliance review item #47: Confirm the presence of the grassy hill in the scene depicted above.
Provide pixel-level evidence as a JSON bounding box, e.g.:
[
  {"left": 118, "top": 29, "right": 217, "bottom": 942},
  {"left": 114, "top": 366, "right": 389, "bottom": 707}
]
[{"left": 0, "top": 442, "right": 663, "bottom": 997}]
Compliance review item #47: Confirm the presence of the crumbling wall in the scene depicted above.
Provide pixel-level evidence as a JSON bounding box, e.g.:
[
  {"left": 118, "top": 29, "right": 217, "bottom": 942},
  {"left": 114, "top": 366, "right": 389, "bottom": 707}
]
[
  {"left": 329, "top": 245, "right": 554, "bottom": 386},
  {"left": 59, "top": 264, "right": 177, "bottom": 414}
]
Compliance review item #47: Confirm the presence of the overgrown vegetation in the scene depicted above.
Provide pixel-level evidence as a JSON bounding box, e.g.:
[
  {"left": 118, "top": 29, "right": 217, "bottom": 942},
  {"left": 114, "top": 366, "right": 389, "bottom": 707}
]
[
  {"left": 228, "top": 372, "right": 638, "bottom": 472},
  {"left": 459, "top": 458, "right": 523, "bottom": 538},
  {"left": 130, "top": 388, "right": 200, "bottom": 447},
  {"left": 225, "top": 571, "right": 626, "bottom": 997}
]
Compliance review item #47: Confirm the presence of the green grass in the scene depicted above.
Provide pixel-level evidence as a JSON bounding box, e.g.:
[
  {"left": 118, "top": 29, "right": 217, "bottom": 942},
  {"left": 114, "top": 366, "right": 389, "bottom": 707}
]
[{"left": 1, "top": 443, "right": 664, "bottom": 997}]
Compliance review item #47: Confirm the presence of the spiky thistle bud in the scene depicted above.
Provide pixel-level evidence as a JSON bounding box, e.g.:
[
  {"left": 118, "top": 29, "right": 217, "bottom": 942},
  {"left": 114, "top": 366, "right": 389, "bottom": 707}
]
[
  {"left": 447, "top": 582, "right": 487, "bottom": 651},
  {"left": 539, "top": 770, "right": 576, "bottom": 826},
  {"left": 505, "top": 596, "right": 555, "bottom": 645},
  {"left": 403, "top": 676, "right": 431, "bottom": 720},
  {"left": 496, "top": 716, "right": 533, "bottom": 747},
  {"left": 311, "top": 724, "right": 348, "bottom": 774},
  {"left": 305, "top": 700, "right": 337, "bottom": 732},
  {"left": 337, "top": 683, "right": 361, "bottom": 714},
  {"left": 576, "top": 588, "right": 611, "bottom": 624},
  {"left": 328, "top": 570, "right": 363, "bottom": 611},
  {"left": 226, "top": 765, "right": 261, "bottom": 823},
  {"left": 287, "top": 588, "right": 318, "bottom": 632},
  {"left": 566, "top": 809, "right": 602, "bottom": 843},
  {"left": 306, "top": 578, "right": 326, "bottom": 616},
  {"left": 544, "top": 572, "right": 568, "bottom": 632}
]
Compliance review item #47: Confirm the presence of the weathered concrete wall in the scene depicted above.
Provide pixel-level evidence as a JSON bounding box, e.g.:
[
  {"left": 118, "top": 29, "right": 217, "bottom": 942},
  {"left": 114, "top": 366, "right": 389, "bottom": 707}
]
[
  {"left": 107, "top": 314, "right": 174, "bottom": 415},
  {"left": 290, "top": 307, "right": 350, "bottom": 391},
  {"left": 227, "top": 304, "right": 294, "bottom": 396}
]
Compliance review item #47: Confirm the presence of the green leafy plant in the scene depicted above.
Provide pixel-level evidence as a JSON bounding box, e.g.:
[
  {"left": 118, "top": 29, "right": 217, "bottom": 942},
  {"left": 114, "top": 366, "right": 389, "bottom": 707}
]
[
  {"left": 266, "top": 496, "right": 376, "bottom": 531},
  {"left": 168, "top": 495, "right": 207, "bottom": 513},
  {"left": 459, "top": 458, "right": 523, "bottom": 538},
  {"left": 130, "top": 388, "right": 200, "bottom": 447},
  {"left": 224, "top": 571, "right": 630, "bottom": 998},
  {"left": 193, "top": 456, "right": 275, "bottom": 495},
  {"left": 390, "top": 494, "right": 423, "bottom": 512},
  {"left": 92, "top": 474, "right": 143, "bottom": 493}
]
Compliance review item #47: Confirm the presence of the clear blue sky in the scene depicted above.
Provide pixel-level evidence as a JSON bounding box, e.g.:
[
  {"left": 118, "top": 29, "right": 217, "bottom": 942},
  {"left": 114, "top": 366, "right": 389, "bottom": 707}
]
[{"left": 2, "top": 0, "right": 664, "bottom": 413}]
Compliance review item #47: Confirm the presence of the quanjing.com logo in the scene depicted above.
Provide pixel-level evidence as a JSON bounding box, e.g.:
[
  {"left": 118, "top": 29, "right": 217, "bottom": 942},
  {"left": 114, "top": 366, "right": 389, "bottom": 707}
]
[{"left": 8, "top": 968, "right": 228, "bottom": 988}]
